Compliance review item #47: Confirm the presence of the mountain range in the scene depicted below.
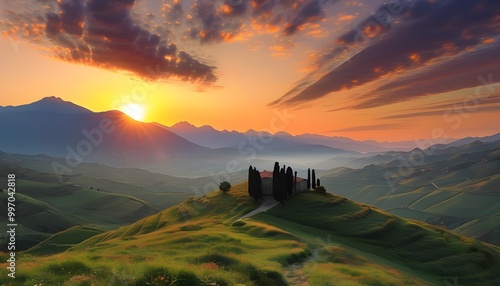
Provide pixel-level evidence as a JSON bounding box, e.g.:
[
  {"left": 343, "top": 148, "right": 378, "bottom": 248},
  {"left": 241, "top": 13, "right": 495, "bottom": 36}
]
[
  {"left": 0, "top": 97, "right": 384, "bottom": 176},
  {"left": 5, "top": 97, "right": 497, "bottom": 177},
  {"left": 165, "top": 121, "right": 422, "bottom": 152}
]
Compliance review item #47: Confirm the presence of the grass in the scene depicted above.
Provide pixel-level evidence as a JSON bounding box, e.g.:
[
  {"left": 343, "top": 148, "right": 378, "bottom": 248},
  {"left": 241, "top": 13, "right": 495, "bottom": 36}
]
[
  {"left": 25, "top": 226, "right": 105, "bottom": 255},
  {"left": 0, "top": 160, "right": 201, "bottom": 250},
  {"left": 321, "top": 143, "right": 500, "bottom": 246},
  {"left": 1, "top": 182, "right": 499, "bottom": 285}
]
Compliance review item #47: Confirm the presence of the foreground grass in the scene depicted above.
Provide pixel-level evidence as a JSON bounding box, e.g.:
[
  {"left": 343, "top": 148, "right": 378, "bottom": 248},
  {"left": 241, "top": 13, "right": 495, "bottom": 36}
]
[{"left": 1, "top": 182, "right": 499, "bottom": 285}]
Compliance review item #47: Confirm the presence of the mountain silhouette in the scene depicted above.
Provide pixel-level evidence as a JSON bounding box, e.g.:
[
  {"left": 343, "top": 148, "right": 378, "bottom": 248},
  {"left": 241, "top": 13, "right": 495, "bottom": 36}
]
[{"left": 0, "top": 97, "right": 208, "bottom": 168}]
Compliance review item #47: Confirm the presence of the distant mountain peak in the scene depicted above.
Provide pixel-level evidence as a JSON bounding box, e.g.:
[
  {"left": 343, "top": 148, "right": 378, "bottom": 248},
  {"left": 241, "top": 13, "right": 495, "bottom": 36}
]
[
  {"left": 38, "top": 96, "right": 65, "bottom": 102},
  {"left": 172, "top": 121, "right": 195, "bottom": 128},
  {"left": 1, "top": 96, "right": 92, "bottom": 114}
]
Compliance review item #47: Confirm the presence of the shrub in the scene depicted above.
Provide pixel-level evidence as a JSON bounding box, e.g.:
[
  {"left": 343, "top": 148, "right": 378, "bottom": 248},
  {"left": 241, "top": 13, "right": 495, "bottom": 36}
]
[
  {"left": 46, "top": 260, "right": 92, "bottom": 275},
  {"left": 232, "top": 221, "right": 246, "bottom": 227},
  {"left": 195, "top": 253, "right": 239, "bottom": 268},
  {"left": 315, "top": 186, "right": 326, "bottom": 194},
  {"left": 135, "top": 267, "right": 201, "bottom": 286}
]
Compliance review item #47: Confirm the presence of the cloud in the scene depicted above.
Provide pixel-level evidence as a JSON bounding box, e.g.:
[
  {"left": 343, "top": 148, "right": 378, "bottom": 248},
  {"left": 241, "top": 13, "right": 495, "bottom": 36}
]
[
  {"left": 380, "top": 93, "right": 500, "bottom": 120},
  {"left": 164, "top": 0, "right": 184, "bottom": 25},
  {"left": 283, "top": 0, "right": 327, "bottom": 35},
  {"left": 187, "top": 0, "right": 247, "bottom": 43},
  {"left": 271, "top": 0, "right": 500, "bottom": 107},
  {"left": 330, "top": 123, "right": 407, "bottom": 133},
  {"left": 185, "top": 0, "right": 341, "bottom": 43},
  {"left": 3, "top": 0, "right": 217, "bottom": 83}
]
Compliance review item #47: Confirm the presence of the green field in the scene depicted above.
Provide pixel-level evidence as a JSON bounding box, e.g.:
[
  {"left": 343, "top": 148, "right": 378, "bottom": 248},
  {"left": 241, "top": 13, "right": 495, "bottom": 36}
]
[
  {"left": 321, "top": 140, "right": 500, "bottom": 246},
  {"left": 1, "top": 182, "right": 499, "bottom": 285}
]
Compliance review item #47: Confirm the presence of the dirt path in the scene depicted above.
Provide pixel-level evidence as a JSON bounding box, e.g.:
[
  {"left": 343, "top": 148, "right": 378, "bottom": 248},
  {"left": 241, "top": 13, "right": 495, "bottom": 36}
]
[
  {"left": 284, "top": 261, "right": 309, "bottom": 286},
  {"left": 236, "top": 196, "right": 280, "bottom": 220},
  {"left": 237, "top": 197, "right": 310, "bottom": 284}
]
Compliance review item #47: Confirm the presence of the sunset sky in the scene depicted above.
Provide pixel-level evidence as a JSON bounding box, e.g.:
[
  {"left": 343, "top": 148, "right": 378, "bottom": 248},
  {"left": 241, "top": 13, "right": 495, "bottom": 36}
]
[{"left": 1, "top": 0, "right": 499, "bottom": 141}]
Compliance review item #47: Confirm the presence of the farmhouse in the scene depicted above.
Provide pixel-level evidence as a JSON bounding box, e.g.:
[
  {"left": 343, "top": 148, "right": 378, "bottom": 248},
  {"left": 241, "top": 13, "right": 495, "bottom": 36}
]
[{"left": 259, "top": 170, "right": 308, "bottom": 196}]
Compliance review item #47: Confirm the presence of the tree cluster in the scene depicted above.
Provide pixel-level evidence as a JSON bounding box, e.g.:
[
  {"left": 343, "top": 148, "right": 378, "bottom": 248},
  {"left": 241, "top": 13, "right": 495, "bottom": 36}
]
[
  {"left": 248, "top": 165, "right": 262, "bottom": 199},
  {"left": 272, "top": 162, "right": 295, "bottom": 204},
  {"left": 307, "top": 168, "right": 320, "bottom": 190}
]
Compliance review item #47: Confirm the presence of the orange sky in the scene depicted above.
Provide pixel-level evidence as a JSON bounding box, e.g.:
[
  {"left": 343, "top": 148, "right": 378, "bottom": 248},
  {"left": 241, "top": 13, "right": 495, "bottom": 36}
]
[{"left": 1, "top": 0, "right": 499, "bottom": 142}]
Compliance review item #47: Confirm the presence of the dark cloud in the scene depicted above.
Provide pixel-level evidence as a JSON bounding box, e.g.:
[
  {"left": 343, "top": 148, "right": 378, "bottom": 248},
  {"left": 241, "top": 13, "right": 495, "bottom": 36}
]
[
  {"left": 223, "top": 0, "right": 249, "bottom": 17},
  {"left": 4, "top": 0, "right": 217, "bottom": 83},
  {"left": 165, "top": 1, "right": 184, "bottom": 25},
  {"left": 186, "top": 0, "right": 339, "bottom": 43},
  {"left": 348, "top": 43, "right": 500, "bottom": 109},
  {"left": 283, "top": 0, "right": 332, "bottom": 35},
  {"left": 188, "top": 0, "right": 233, "bottom": 43},
  {"left": 271, "top": 0, "right": 500, "bottom": 107}
]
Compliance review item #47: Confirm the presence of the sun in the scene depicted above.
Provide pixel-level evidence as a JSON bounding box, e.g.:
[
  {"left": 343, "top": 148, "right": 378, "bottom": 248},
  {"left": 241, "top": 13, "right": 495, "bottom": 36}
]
[{"left": 121, "top": 103, "right": 146, "bottom": 121}]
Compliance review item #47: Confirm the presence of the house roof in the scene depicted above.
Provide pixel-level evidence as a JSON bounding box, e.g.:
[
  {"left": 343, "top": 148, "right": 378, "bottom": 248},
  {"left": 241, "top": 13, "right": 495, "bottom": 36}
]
[{"left": 259, "top": 170, "right": 307, "bottom": 182}]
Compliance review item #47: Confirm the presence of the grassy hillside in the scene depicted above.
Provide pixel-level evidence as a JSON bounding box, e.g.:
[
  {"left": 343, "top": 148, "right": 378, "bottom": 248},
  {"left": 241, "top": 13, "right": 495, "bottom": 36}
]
[
  {"left": 321, "top": 140, "right": 500, "bottom": 246},
  {"left": 0, "top": 159, "right": 191, "bottom": 250},
  {"left": 24, "top": 226, "right": 105, "bottom": 255},
  {"left": 1, "top": 182, "right": 499, "bottom": 285},
  {"left": 0, "top": 151, "right": 249, "bottom": 251}
]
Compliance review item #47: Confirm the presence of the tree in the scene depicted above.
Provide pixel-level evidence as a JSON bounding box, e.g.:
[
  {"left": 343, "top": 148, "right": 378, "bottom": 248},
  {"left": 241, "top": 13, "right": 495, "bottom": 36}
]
[
  {"left": 248, "top": 166, "right": 262, "bottom": 199},
  {"left": 286, "top": 167, "right": 294, "bottom": 198},
  {"left": 312, "top": 169, "right": 316, "bottom": 189},
  {"left": 294, "top": 171, "right": 298, "bottom": 194},
  {"left": 255, "top": 169, "right": 263, "bottom": 198},
  {"left": 248, "top": 165, "right": 254, "bottom": 197},
  {"left": 219, "top": 181, "right": 231, "bottom": 194},
  {"left": 307, "top": 168, "right": 311, "bottom": 190},
  {"left": 272, "top": 162, "right": 280, "bottom": 201},
  {"left": 317, "top": 178, "right": 321, "bottom": 187},
  {"left": 278, "top": 167, "right": 287, "bottom": 204}
]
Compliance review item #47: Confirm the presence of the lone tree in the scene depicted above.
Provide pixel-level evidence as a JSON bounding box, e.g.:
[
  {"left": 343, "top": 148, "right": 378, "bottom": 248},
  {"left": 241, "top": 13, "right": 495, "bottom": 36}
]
[
  {"left": 219, "top": 181, "right": 231, "bottom": 194},
  {"left": 307, "top": 168, "right": 311, "bottom": 190},
  {"left": 312, "top": 169, "right": 316, "bottom": 189}
]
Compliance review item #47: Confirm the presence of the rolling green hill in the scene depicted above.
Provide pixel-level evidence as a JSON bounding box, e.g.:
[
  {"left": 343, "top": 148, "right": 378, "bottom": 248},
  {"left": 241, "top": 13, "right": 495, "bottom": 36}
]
[
  {"left": 0, "top": 155, "right": 211, "bottom": 251},
  {"left": 2, "top": 182, "right": 499, "bottom": 285},
  {"left": 321, "top": 140, "right": 500, "bottom": 246}
]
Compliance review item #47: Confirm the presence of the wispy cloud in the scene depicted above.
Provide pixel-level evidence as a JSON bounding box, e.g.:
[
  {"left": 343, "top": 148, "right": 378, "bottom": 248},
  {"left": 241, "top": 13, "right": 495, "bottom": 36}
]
[
  {"left": 380, "top": 93, "right": 500, "bottom": 120},
  {"left": 270, "top": 0, "right": 500, "bottom": 108},
  {"left": 330, "top": 123, "right": 407, "bottom": 133}
]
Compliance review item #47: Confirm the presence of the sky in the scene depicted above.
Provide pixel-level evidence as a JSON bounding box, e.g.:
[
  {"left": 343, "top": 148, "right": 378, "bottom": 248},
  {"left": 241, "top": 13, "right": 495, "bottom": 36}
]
[{"left": 1, "top": 0, "right": 499, "bottom": 141}]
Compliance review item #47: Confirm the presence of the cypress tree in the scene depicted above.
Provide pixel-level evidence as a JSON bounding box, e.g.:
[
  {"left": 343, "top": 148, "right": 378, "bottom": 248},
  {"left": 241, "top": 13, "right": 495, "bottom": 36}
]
[
  {"left": 286, "top": 167, "right": 293, "bottom": 198},
  {"left": 256, "top": 170, "right": 263, "bottom": 198},
  {"left": 272, "top": 162, "right": 280, "bottom": 201},
  {"left": 317, "top": 178, "right": 321, "bottom": 187},
  {"left": 248, "top": 165, "right": 254, "bottom": 197},
  {"left": 312, "top": 169, "right": 316, "bottom": 189},
  {"left": 294, "top": 171, "right": 297, "bottom": 194},
  {"left": 307, "top": 168, "right": 311, "bottom": 190},
  {"left": 279, "top": 167, "right": 286, "bottom": 203}
]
